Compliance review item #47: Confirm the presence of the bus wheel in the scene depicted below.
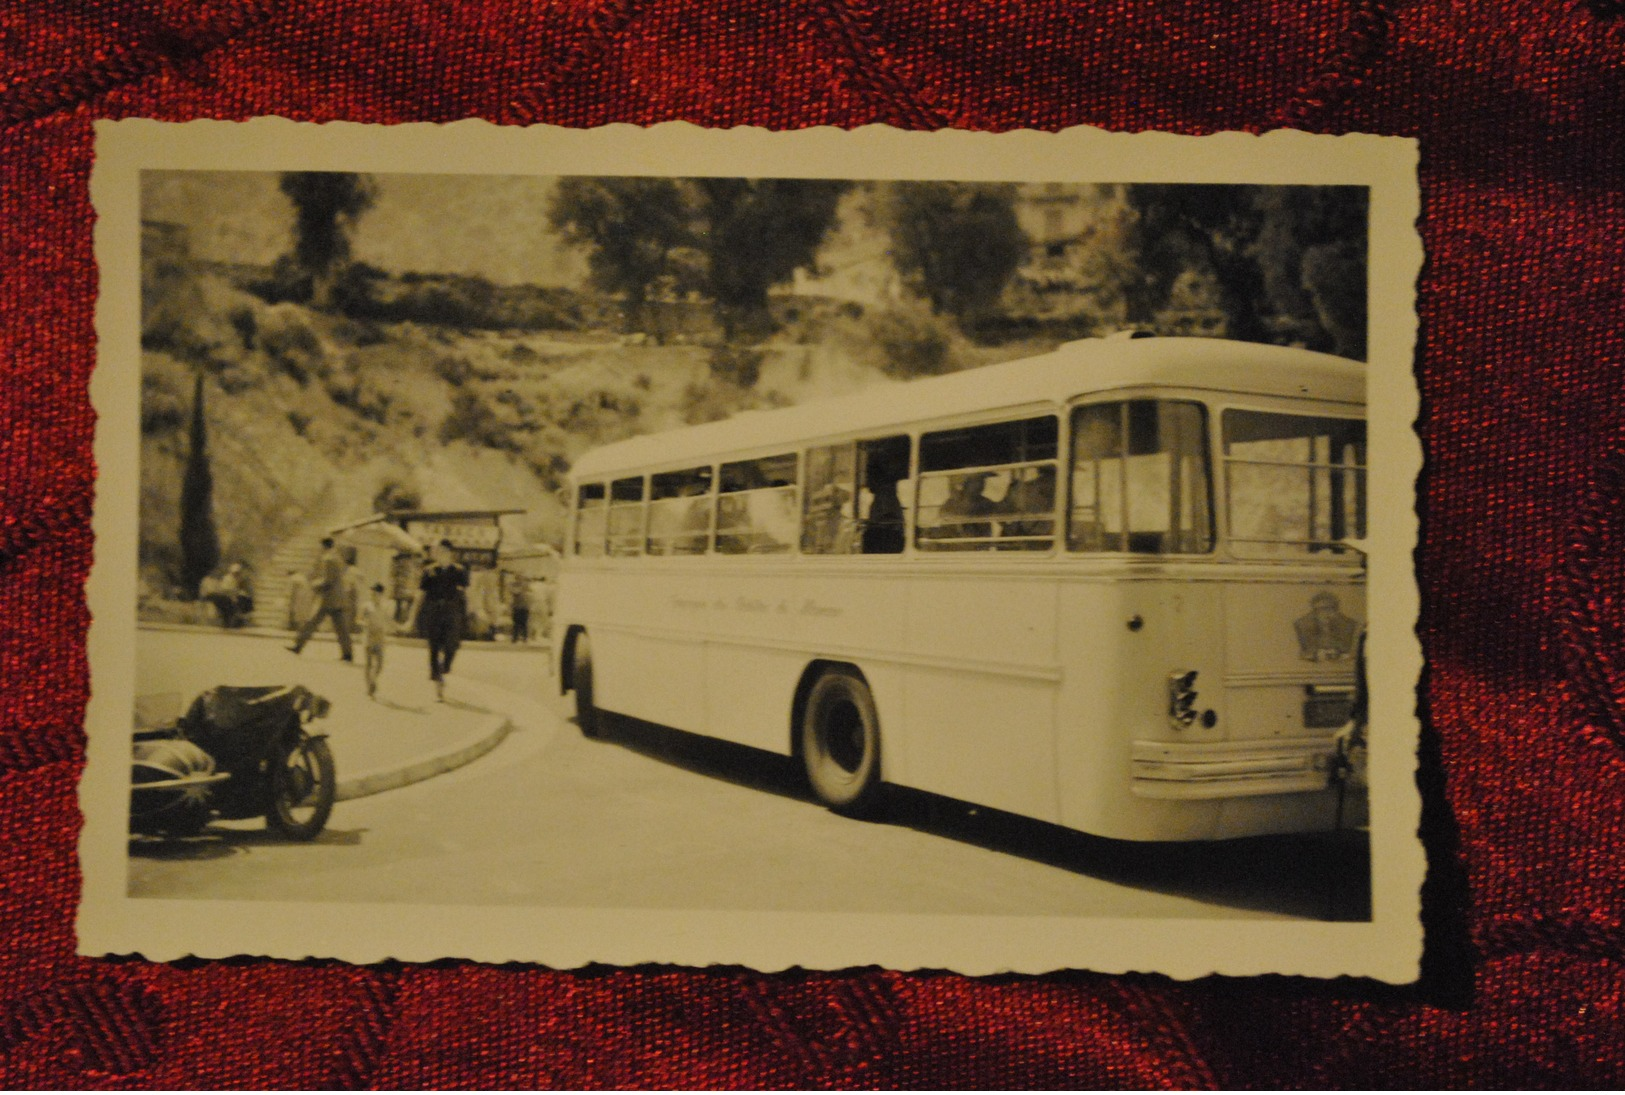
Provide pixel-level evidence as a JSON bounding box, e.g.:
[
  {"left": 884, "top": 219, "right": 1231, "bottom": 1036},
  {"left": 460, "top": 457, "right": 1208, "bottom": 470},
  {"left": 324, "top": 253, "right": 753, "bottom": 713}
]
[
  {"left": 801, "top": 669, "right": 882, "bottom": 816},
  {"left": 572, "top": 632, "right": 602, "bottom": 738}
]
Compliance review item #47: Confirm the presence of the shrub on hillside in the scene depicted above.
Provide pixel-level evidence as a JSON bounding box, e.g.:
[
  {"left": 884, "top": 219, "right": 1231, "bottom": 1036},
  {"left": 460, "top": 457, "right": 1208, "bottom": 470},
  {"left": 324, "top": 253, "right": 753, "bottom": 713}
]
[
  {"left": 680, "top": 377, "right": 789, "bottom": 425},
  {"left": 707, "top": 344, "right": 765, "bottom": 387},
  {"left": 439, "top": 368, "right": 652, "bottom": 480},
  {"left": 960, "top": 311, "right": 1100, "bottom": 346},
  {"left": 440, "top": 388, "right": 523, "bottom": 452},
  {"left": 538, "top": 374, "right": 644, "bottom": 437},
  {"left": 324, "top": 358, "right": 397, "bottom": 425},
  {"left": 142, "top": 273, "right": 267, "bottom": 392},
  {"left": 860, "top": 306, "right": 964, "bottom": 379},
  {"left": 141, "top": 353, "right": 193, "bottom": 435},
  {"left": 258, "top": 305, "right": 325, "bottom": 384},
  {"left": 433, "top": 354, "right": 472, "bottom": 385},
  {"left": 373, "top": 476, "right": 423, "bottom": 514},
  {"left": 334, "top": 268, "right": 588, "bottom": 332}
]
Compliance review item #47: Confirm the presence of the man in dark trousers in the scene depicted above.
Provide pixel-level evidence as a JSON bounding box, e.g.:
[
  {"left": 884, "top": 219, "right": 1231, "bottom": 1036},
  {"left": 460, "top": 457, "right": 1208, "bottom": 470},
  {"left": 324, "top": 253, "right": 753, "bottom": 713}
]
[{"left": 286, "top": 536, "right": 354, "bottom": 662}]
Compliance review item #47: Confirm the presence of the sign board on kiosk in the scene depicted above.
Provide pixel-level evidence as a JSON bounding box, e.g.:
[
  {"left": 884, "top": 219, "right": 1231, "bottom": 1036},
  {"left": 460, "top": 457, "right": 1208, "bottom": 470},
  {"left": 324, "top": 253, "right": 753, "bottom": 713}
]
[{"left": 393, "top": 510, "right": 523, "bottom": 570}]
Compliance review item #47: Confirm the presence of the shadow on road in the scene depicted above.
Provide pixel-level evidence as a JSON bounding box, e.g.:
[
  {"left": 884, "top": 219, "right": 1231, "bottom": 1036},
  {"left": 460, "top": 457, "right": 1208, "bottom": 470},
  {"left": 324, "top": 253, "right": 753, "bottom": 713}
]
[
  {"left": 129, "top": 825, "right": 367, "bottom": 860},
  {"left": 372, "top": 696, "right": 431, "bottom": 715},
  {"left": 589, "top": 712, "right": 1370, "bottom": 922}
]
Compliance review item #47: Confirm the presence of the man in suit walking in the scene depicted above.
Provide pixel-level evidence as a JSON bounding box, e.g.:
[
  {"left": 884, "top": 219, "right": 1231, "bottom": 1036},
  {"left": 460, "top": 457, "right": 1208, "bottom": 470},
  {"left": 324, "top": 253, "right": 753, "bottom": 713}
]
[{"left": 287, "top": 536, "right": 354, "bottom": 662}]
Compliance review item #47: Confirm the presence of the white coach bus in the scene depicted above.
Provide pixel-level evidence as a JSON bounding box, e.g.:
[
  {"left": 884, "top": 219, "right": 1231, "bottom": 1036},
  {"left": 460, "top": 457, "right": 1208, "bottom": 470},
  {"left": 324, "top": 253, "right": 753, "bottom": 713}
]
[{"left": 554, "top": 335, "right": 1367, "bottom": 842}]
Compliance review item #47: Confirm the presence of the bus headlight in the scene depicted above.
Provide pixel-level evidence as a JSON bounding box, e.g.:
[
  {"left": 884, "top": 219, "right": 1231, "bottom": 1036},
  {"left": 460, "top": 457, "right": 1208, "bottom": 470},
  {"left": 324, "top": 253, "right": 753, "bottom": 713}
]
[{"left": 1168, "top": 670, "right": 1199, "bottom": 730}]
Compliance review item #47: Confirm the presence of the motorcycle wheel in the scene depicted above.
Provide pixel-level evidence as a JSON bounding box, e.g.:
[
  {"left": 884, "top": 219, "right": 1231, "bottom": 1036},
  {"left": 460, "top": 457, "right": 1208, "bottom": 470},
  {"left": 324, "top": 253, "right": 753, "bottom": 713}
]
[{"left": 266, "top": 736, "right": 336, "bottom": 841}]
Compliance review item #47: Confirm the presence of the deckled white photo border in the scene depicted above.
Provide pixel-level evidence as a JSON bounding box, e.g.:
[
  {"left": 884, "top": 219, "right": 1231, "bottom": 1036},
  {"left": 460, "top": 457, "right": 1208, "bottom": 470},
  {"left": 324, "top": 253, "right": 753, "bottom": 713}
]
[{"left": 79, "top": 118, "right": 1424, "bottom": 981}]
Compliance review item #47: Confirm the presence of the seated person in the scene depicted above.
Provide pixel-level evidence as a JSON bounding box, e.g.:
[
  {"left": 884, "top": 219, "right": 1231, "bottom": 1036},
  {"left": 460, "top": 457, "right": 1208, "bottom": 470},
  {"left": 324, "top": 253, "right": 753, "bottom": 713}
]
[
  {"left": 929, "top": 471, "right": 997, "bottom": 547},
  {"left": 997, "top": 465, "right": 1057, "bottom": 546},
  {"left": 205, "top": 563, "right": 254, "bottom": 628}
]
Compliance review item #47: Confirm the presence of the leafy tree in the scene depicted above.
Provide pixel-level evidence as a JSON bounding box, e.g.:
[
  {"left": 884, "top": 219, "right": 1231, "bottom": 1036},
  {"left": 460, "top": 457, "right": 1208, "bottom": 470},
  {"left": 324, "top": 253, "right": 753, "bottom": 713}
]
[
  {"left": 550, "top": 176, "right": 847, "bottom": 356},
  {"left": 882, "top": 182, "right": 1029, "bottom": 324},
  {"left": 278, "top": 172, "right": 378, "bottom": 310},
  {"left": 1118, "top": 184, "right": 1368, "bottom": 356},
  {"left": 1122, "top": 184, "right": 1269, "bottom": 344},
  {"left": 178, "top": 372, "right": 220, "bottom": 598},
  {"left": 1263, "top": 187, "right": 1368, "bottom": 358},
  {"left": 1300, "top": 238, "right": 1367, "bottom": 359},
  {"left": 692, "top": 178, "right": 848, "bottom": 343},
  {"left": 549, "top": 178, "right": 697, "bottom": 339}
]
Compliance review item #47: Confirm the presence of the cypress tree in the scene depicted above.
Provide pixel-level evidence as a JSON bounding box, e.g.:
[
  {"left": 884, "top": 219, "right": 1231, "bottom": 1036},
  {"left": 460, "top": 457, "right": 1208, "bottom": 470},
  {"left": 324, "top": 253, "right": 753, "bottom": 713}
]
[{"left": 178, "top": 372, "right": 220, "bottom": 598}]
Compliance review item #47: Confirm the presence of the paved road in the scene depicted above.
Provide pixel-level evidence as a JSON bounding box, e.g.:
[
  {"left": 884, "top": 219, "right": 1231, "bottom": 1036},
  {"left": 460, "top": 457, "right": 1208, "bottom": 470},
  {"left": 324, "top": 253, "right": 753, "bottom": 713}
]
[{"left": 128, "top": 632, "right": 1369, "bottom": 920}]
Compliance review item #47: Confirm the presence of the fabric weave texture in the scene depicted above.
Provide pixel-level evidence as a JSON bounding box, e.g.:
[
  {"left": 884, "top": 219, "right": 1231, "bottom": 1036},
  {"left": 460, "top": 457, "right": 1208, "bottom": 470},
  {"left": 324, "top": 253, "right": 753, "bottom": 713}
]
[{"left": 4, "top": 0, "right": 1625, "bottom": 1086}]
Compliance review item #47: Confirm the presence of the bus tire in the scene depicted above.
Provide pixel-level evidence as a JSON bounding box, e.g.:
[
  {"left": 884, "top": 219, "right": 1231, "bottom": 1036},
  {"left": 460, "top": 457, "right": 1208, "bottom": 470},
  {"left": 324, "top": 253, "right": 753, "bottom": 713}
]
[
  {"left": 572, "top": 632, "right": 602, "bottom": 738},
  {"left": 801, "top": 669, "right": 882, "bottom": 816}
]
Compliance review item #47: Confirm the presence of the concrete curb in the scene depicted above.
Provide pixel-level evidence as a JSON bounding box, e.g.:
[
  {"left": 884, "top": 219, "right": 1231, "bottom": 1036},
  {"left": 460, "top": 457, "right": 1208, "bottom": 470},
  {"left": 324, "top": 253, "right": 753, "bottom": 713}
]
[{"left": 335, "top": 713, "right": 515, "bottom": 801}]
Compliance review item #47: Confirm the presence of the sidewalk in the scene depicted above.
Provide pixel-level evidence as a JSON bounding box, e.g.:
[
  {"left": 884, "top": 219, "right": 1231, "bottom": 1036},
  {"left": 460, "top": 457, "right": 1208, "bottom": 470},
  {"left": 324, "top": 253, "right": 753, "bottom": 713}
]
[{"left": 136, "top": 625, "right": 531, "bottom": 802}]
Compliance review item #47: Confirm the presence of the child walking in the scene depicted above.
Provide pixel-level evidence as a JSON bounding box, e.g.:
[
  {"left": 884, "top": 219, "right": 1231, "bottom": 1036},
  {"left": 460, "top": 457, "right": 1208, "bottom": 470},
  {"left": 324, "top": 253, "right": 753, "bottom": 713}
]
[{"left": 360, "top": 582, "right": 391, "bottom": 699}]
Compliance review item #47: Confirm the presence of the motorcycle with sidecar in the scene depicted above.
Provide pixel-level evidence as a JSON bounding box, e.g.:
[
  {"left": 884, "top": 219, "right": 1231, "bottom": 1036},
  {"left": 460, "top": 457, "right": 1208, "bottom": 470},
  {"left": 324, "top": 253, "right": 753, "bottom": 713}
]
[{"left": 131, "top": 684, "right": 336, "bottom": 841}]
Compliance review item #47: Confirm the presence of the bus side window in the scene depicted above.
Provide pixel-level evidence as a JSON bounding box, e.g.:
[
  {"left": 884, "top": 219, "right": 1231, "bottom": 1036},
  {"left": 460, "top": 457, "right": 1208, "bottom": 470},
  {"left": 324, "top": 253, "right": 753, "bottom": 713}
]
[
  {"left": 917, "top": 416, "right": 1058, "bottom": 552},
  {"left": 607, "top": 476, "right": 646, "bottom": 557},
  {"left": 575, "top": 482, "right": 607, "bottom": 557},
  {"left": 717, "top": 454, "right": 797, "bottom": 554},
  {"left": 1222, "top": 410, "right": 1365, "bottom": 557},
  {"left": 995, "top": 463, "right": 1058, "bottom": 550},
  {"left": 802, "top": 443, "right": 857, "bottom": 554},
  {"left": 647, "top": 467, "right": 712, "bottom": 555},
  {"left": 801, "top": 436, "right": 910, "bottom": 555}
]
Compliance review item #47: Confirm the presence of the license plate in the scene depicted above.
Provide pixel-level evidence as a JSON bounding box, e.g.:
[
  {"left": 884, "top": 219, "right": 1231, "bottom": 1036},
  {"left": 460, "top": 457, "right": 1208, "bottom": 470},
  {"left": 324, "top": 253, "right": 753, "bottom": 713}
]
[{"left": 1303, "top": 693, "right": 1353, "bottom": 729}]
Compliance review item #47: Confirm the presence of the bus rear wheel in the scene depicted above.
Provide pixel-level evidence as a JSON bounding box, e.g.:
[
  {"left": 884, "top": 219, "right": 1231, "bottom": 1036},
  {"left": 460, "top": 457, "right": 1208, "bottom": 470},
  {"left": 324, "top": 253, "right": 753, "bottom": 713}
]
[
  {"left": 801, "top": 669, "right": 882, "bottom": 816},
  {"left": 571, "top": 632, "right": 602, "bottom": 738}
]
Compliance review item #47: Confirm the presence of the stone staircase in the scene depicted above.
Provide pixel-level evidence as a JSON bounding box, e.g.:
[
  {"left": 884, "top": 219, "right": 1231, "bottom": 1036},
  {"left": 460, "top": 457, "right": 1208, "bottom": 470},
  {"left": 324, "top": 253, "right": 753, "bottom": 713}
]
[{"left": 249, "top": 521, "right": 333, "bottom": 631}]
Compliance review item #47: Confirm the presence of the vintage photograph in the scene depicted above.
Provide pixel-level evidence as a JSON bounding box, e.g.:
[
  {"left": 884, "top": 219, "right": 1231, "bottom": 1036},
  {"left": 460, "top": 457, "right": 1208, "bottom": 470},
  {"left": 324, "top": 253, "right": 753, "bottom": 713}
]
[{"left": 81, "top": 120, "right": 1423, "bottom": 979}]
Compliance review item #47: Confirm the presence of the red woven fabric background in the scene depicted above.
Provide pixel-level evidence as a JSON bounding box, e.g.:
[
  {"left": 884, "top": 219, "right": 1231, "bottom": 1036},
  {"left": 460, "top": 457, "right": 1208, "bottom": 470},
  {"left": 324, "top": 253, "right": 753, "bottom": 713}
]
[{"left": 4, "top": 0, "right": 1625, "bottom": 1086}]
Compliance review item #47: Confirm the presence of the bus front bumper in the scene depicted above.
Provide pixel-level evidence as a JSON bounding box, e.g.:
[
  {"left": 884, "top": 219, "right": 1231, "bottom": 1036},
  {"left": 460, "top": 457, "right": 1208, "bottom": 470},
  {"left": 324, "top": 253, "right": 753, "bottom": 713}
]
[{"left": 1130, "top": 736, "right": 1338, "bottom": 799}]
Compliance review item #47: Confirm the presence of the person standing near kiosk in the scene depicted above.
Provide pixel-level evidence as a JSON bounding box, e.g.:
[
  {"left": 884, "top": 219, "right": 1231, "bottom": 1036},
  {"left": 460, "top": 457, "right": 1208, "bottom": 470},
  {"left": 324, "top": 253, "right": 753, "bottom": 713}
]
[{"left": 405, "top": 539, "right": 468, "bottom": 702}]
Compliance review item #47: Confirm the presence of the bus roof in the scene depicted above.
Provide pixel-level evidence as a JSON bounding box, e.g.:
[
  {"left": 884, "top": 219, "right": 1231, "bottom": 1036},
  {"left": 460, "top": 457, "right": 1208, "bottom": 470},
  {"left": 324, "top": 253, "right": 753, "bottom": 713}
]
[{"left": 570, "top": 336, "right": 1365, "bottom": 480}]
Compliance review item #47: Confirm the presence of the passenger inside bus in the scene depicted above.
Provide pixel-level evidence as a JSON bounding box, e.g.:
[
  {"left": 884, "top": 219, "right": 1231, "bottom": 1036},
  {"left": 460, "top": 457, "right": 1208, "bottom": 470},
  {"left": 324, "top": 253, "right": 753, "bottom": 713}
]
[
  {"left": 803, "top": 481, "right": 852, "bottom": 553},
  {"left": 997, "top": 464, "right": 1057, "bottom": 547},
  {"left": 860, "top": 477, "right": 904, "bottom": 553},
  {"left": 934, "top": 471, "right": 998, "bottom": 544},
  {"left": 853, "top": 437, "right": 909, "bottom": 555}
]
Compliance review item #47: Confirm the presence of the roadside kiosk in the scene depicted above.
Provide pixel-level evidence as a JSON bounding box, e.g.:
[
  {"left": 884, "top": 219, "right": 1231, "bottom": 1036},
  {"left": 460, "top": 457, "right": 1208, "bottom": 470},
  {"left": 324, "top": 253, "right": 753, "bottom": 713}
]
[{"left": 333, "top": 509, "right": 525, "bottom": 640}]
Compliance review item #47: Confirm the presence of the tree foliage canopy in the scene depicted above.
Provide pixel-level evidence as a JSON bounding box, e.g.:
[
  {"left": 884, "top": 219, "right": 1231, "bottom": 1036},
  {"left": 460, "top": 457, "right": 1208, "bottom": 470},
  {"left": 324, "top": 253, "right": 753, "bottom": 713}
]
[
  {"left": 549, "top": 176, "right": 847, "bottom": 345},
  {"left": 549, "top": 178, "right": 696, "bottom": 332},
  {"left": 693, "top": 178, "right": 848, "bottom": 341},
  {"left": 882, "top": 182, "right": 1029, "bottom": 322},
  {"left": 278, "top": 172, "right": 378, "bottom": 309},
  {"left": 1119, "top": 184, "right": 1367, "bottom": 357}
]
